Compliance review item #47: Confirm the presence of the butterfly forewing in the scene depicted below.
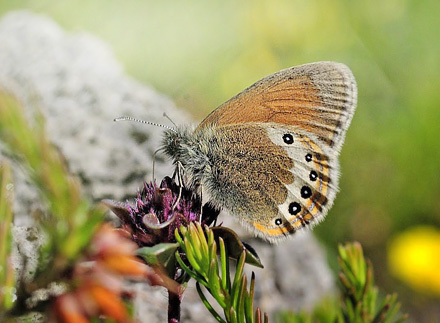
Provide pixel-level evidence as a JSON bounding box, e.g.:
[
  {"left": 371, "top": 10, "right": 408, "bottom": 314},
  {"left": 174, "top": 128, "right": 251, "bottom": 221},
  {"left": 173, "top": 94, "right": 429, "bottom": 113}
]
[{"left": 197, "top": 61, "right": 357, "bottom": 151}]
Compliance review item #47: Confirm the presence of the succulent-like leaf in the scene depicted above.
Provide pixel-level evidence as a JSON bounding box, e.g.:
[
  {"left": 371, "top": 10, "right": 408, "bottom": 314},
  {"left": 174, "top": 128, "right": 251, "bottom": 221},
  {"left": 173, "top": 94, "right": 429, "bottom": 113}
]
[
  {"left": 137, "top": 243, "right": 179, "bottom": 277},
  {"left": 212, "top": 227, "right": 263, "bottom": 268},
  {"left": 196, "top": 282, "right": 226, "bottom": 323},
  {"left": 177, "top": 223, "right": 267, "bottom": 322},
  {"left": 276, "top": 242, "right": 407, "bottom": 323}
]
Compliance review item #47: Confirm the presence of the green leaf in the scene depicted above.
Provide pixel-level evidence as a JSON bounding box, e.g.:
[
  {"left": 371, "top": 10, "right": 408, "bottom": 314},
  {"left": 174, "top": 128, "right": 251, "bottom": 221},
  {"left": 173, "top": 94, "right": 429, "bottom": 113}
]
[
  {"left": 175, "top": 251, "right": 209, "bottom": 288},
  {"left": 237, "top": 274, "right": 247, "bottom": 323},
  {"left": 219, "top": 237, "right": 231, "bottom": 292},
  {"left": 244, "top": 273, "right": 255, "bottom": 323},
  {"left": 231, "top": 251, "right": 246, "bottom": 311},
  {"left": 277, "top": 242, "right": 407, "bottom": 323},
  {"left": 0, "top": 161, "right": 15, "bottom": 311},
  {"left": 0, "top": 91, "right": 103, "bottom": 269},
  {"left": 209, "top": 258, "right": 226, "bottom": 308},
  {"left": 177, "top": 224, "right": 267, "bottom": 322},
  {"left": 212, "top": 227, "right": 263, "bottom": 268},
  {"left": 185, "top": 237, "right": 203, "bottom": 273},
  {"left": 196, "top": 282, "right": 226, "bottom": 323},
  {"left": 137, "top": 243, "right": 179, "bottom": 276},
  {"left": 338, "top": 242, "right": 407, "bottom": 323},
  {"left": 188, "top": 223, "right": 203, "bottom": 264}
]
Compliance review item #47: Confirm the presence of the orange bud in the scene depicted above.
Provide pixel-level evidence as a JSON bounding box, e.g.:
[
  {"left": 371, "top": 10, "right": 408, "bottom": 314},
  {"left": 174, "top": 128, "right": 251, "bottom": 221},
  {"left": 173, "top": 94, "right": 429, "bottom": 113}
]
[
  {"left": 92, "top": 225, "right": 137, "bottom": 257},
  {"left": 89, "top": 284, "right": 129, "bottom": 323},
  {"left": 55, "top": 294, "right": 89, "bottom": 323},
  {"left": 103, "top": 255, "right": 149, "bottom": 277}
]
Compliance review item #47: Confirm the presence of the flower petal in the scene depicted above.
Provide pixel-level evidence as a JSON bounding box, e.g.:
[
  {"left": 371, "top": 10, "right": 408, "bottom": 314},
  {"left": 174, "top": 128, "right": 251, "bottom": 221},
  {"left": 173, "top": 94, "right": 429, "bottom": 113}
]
[
  {"left": 103, "top": 255, "right": 150, "bottom": 276},
  {"left": 55, "top": 294, "right": 89, "bottom": 323},
  {"left": 89, "top": 284, "right": 129, "bottom": 323}
]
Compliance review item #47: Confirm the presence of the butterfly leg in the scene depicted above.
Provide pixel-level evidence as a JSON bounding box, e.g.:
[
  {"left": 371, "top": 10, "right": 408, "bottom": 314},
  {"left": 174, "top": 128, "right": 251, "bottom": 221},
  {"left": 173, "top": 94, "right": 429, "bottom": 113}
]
[{"left": 171, "top": 161, "right": 185, "bottom": 209}]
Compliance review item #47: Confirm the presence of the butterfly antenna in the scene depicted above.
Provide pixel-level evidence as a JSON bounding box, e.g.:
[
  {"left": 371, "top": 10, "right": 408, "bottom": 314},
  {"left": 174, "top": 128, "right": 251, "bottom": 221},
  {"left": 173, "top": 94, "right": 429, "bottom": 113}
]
[
  {"left": 114, "top": 116, "right": 177, "bottom": 133},
  {"left": 163, "top": 112, "right": 178, "bottom": 128}
]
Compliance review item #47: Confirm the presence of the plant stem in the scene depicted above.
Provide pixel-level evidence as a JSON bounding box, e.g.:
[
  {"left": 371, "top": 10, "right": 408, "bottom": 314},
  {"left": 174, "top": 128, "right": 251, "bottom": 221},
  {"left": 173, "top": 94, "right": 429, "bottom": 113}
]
[{"left": 168, "top": 289, "right": 181, "bottom": 323}]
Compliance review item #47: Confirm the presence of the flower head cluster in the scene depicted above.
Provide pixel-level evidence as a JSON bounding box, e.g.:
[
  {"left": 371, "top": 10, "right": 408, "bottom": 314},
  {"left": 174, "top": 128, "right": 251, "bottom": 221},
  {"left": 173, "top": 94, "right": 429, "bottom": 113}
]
[{"left": 106, "top": 177, "right": 216, "bottom": 247}]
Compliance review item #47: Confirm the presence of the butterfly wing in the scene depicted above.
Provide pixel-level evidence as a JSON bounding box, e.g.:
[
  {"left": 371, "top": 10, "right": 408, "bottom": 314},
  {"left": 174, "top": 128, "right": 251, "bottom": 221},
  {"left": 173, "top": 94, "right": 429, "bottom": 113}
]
[
  {"left": 197, "top": 61, "right": 357, "bottom": 152},
  {"left": 195, "top": 62, "right": 357, "bottom": 242},
  {"left": 205, "top": 123, "right": 337, "bottom": 242},
  {"left": 256, "top": 124, "right": 338, "bottom": 242}
]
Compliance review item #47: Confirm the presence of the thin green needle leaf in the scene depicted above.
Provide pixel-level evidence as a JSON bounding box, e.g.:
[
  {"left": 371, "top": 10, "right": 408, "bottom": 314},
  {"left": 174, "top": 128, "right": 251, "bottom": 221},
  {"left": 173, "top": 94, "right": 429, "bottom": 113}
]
[
  {"left": 229, "top": 307, "right": 238, "bottom": 323},
  {"left": 184, "top": 238, "right": 202, "bottom": 273},
  {"left": 244, "top": 272, "right": 255, "bottom": 323},
  {"left": 175, "top": 251, "right": 209, "bottom": 288},
  {"left": 206, "top": 225, "right": 215, "bottom": 246},
  {"left": 195, "top": 222, "right": 209, "bottom": 256},
  {"left": 187, "top": 224, "right": 203, "bottom": 264},
  {"left": 219, "top": 237, "right": 230, "bottom": 292},
  {"left": 232, "top": 252, "right": 246, "bottom": 310},
  {"left": 175, "top": 228, "right": 184, "bottom": 245},
  {"left": 237, "top": 274, "right": 247, "bottom": 323},
  {"left": 208, "top": 259, "right": 226, "bottom": 308},
  {"left": 196, "top": 282, "right": 226, "bottom": 323},
  {"left": 0, "top": 162, "right": 15, "bottom": 311},
  {"left": 210, "top": 240, "right": 218, "bottom": 265}
]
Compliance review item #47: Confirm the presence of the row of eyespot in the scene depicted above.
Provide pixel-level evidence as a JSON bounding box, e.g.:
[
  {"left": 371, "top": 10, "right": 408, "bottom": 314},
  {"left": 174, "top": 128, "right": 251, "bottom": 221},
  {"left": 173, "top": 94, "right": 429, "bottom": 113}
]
[{"left": 277, "top": 133, "right": 318, "bottom": 225}]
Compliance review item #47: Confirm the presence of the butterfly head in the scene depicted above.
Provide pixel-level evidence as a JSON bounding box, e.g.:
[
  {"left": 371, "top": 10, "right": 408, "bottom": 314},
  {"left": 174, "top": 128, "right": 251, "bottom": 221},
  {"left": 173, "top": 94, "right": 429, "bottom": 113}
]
[
  {"left": 162, "top": 127, "right": 191, "bottom": 160},
  {"left": 162, "top": 126, "right": 213, "bottom": 185}
]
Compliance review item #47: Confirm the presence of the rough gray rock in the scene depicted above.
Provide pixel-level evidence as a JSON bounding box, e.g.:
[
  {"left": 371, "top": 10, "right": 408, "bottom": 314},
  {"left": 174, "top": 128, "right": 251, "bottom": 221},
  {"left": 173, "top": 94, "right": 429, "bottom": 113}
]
[
  {"left": 0, "top": 10, "right": 334, "bottom": 322},
  {"left": 0, "top": 10, "right": 186, "bottom": 223}
]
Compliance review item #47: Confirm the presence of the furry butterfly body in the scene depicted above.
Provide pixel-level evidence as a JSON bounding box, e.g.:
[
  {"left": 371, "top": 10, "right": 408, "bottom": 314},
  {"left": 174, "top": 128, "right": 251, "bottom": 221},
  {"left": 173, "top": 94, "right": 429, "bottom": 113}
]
[{"left": 162, "top": 62, "right": 357, "bottom": 243}]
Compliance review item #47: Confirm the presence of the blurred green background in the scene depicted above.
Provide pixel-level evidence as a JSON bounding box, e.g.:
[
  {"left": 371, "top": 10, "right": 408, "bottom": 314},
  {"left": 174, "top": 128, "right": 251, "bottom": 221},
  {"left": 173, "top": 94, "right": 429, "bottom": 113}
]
[{"left": 1, "top": 0, "right": 439, "bottom": 321}]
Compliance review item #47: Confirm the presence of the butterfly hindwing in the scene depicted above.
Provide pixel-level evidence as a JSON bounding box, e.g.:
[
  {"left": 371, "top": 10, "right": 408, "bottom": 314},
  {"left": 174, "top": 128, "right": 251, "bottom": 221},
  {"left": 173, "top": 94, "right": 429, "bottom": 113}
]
[
  {"left": 200, "top": 123, "right": 337, "bottom": 242},
  {"left": 243, "top": 124, "right": 337, "bottom": 242}
]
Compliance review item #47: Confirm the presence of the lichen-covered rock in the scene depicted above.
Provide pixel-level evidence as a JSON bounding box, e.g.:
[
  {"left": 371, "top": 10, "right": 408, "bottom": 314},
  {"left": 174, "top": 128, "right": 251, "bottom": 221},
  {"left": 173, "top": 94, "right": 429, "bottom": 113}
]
[
  {"left": 0, "top": 10, "right": 334, "bottom": 322},
  {"left": 0, "top": 10, "right": 188, "bottom": 222}
]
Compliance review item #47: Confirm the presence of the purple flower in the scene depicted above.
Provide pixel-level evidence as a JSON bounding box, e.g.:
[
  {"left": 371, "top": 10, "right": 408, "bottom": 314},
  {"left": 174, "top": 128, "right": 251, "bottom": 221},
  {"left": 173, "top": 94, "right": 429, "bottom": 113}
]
[{"left": 103, "top": 177, "right": 217, "bottom": 247}]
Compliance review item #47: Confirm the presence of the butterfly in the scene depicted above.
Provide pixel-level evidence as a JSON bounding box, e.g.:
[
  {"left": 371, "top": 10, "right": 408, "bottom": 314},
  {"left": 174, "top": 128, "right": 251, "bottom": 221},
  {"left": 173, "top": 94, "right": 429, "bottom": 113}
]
[{"left": 161, "top": 61, "right": 357, "bottom": 243}]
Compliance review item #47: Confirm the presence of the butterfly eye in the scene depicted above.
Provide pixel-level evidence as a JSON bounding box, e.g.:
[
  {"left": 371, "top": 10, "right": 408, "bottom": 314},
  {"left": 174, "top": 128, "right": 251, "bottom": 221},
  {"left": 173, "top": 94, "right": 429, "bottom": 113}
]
[
  {"left": 301, "top": 186, "right": 312, "bottom": 199},
  {"left": 282, "top": 133, "right": 294, "bottom": 144},
  {"left": 309, "top": 170, "right": 318, "bottom": 181},
  {"left": 305, "top": 153, "right": 312, "bottom": 162},
  {"left": 288, "top": 202, "right": 301, "bottom": 215},
  {"left": 275, "top": 218, "right": 282, "bottom": 226}
]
